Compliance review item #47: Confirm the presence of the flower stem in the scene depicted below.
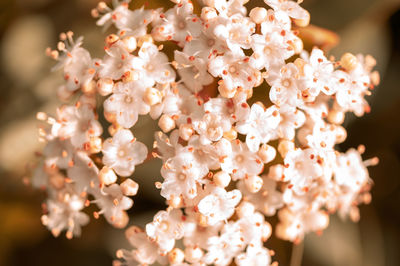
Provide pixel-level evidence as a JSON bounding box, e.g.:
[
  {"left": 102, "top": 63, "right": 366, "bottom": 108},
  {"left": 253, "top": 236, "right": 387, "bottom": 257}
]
[{"left": 290, "top": 241, "right": 304, "bottom": 266}]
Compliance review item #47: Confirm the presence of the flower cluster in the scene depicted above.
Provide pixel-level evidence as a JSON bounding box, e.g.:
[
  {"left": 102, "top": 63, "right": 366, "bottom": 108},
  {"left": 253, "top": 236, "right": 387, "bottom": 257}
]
[{"left": 33, "top": 0, "right": 380, "bottom": 265}]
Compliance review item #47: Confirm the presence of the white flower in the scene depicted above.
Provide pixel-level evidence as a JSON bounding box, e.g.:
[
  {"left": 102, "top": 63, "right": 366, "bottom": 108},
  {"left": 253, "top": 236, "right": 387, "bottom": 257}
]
[
  {"left": 102, "top": 129, "right": 148, "bottom": 177},
  {"left": 174, "top": 51, "right": 213, "bottom": 93},
  {"left": 43, "top": 138, "right": 74, "bottom": 169},
  {"left": 96, "top": 3, "right": 156, "bottom": 37},
  {"left": 161, "top": 149, "right": 208, "bottom": 200},
  {"left": 250, "top": 31, "right": 293, "bottom": 70},
  {"left": 121, "top": 226, "right": 166, "bottom": 265},
  {"left": 41, "top": 189, "right": 89, "bottom": 239},
  {"left": 276, "top": 105, "right": 305, "bottom": 140},
  {"left": 265, "top": 0, "right": 310, "bottom": 22},
  {"left": 213, "top": 14, "right": 255, "bottom": 53},
  {"left": 283, "top": 148, "right": 323, "bottom": 194},
  {"left": 221, "top": 140, "right": 264, "bottom": 180},
  {"left": 236, "top": 202, "right": 272, "bottom": 245},
  {"left": 239, "top": 175, "right": 283, "bottom": 216},
  {"left": 152, "top": 0, "right": 202, "bottom": 45},
  {"left": 334, "top": 149, "right": 370, "bottom": 191},
  {"left": 209, "top": 51, "right": 258, "bottom": 94},
  {"left": 95, "top": 183, "right": 133, "bottom": 228},
  {"left": 183, "top": 208, "right": 222, "bottom": 249},
  {"left": 276, "top": 207, "right": 329, "bottom": 242},
  {"left": 99, "top": 41, "right": 134, "bottom": 80},
  {"left": 132, "top": 42, "right": 176, "bottom": 85},
  {"left": 193, "top": 113, "right": 231, "bottom": 144},
  {"left": 236, "top": 103, "right": 280, "bottom": 152},
  {"left": 301, "top": 48, "right": 336, "bottom": 99},
  {"left": 146, "top": 209, "right": 185, "bottom": 252},
  {"left": 203, "top": 92, "right": 250, "bottom": 123},
  {"left": 51, "top": 104, "right": 102, "bottom": 148},
  {"left": 235, "top": 245, "right": 271, "bottom": 266},
  {"left": 52, "top": 35, "right": 96, "bottom": 92},
  {"left": 67, "top": 151, "right": 99, "bottom": 193},
  {"left": 204, "top": 222, "right": 245, "bottom": 266},
  {"left": 197, "top": 187, "right": 242, "bottom": 225},
  {"left": 333, "top": 68, "right": 370, "bottom": 116},
  {"left": 268, "top": 63, "right": 306, "bottom": 107},
  {"left": 104, "top": 80, "right": 151, "bottom": 128}
]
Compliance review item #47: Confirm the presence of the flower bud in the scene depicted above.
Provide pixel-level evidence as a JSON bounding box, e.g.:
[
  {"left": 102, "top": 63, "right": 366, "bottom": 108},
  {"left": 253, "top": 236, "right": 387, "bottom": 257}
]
[
  {"left": 137, "top": 35, "right": 153, "bottom": 47},
  {"left": 218, "top": 82, "right": 236, "bottom": 98},
  {"left": 250, "top": 7, "right": 267, "bottom": 24},
  {"left": 291, "top": 38, "right": 304, "bottom": 54},
  {"left": 120, "top": 178, "right": 139, "bottom": 196},
  {"left": 168, "top": 248, "right": 184, "bottom": 264},
  {"left": 268, "top": 164, "right": 286, "bottom": 181},
  {"left": 89, "top": 136, "right": 102, "bottom": 154},
  {"left": 144, "top": 87, "right": 162, "bottom": 106},
  {"left": 97, "top": 78, "right": 114, "bottom": 96},
  {"left": 179, "top": 124, "right": 194, "bottom": 141},
  {"left": 122, "top": 36, "right": 137, "bottom": 52},
  {"left": 201, "top": 7, "right": 217, "bottom": 21},
  {"left": 236, "top": 201, "right": 255, "bottom": 218},
  {"left": 185, "top": 246, "right": 203, "bottom": 263},
  {"left": 99, "top": 166, "right": 117, "bottom": 185},
  {"left": 213, "top": 171, "right": 231, "bottom": 188},
  {"left": 278, "top": 139, "right": 295, "bottom": 158},
  {"left": 293, "top": 11, "right": 310, "bottom": 27},
  {"left": 158, "top": 114, "right": 176, "bottom": 133},
  {"left": 335, "top": 126, "right": 347, "bottom": 143},
  {"left": 340, "top": 53, "right": 358, "bottom": 71},
  {"left": 168, "top": 195, "right": 182, "bottom": 208},
  {"left": 258, "top": 144, "right": 276, "bottom": 164},
  {"left": 82, "top": 80, "right": 96, "bottom": 95},
  {"left": 223, "top": 128, "right": 237, "bottom": 141},
  {"left": 245, "top": 175, "right": 263, "bottom": 193},
  {"left": 327, "top": 109, "right": 345, "bottom": 124}
]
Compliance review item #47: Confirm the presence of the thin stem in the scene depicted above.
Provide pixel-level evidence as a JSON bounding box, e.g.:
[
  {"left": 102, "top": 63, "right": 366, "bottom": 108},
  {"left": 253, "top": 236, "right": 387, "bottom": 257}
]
[{"left": 290, "top": 241, "right": 304, "bottom": 266}]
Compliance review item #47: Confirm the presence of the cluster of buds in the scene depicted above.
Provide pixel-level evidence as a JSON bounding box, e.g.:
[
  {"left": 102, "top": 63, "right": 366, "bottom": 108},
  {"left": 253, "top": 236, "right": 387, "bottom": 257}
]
[{"left": 33, "top": 0, "right": 380, "bottom": 265}]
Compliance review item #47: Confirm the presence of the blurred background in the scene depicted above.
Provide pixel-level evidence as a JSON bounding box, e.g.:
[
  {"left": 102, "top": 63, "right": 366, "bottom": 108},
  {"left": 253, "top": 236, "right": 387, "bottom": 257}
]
[{"left": 0, "top": 0, "right": 400, "bottom": 265}]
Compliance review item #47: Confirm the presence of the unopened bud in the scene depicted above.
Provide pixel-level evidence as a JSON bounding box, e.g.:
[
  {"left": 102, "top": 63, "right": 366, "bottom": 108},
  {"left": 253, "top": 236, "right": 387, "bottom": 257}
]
[
  {"left": 291, "top": 37, "right": 304, "bottom": 54},
  {"left": 168, "top": 195, "right": 182, "bottom": 208},
  {"left": 137, "top": 35, "right": 153, "bottom": 47},
  {"left": 236, "top": 201, "right": 255, "bottom": 218},
  {"left": 120, "top": 178, "right": 139, "bottom": 196},
  {"left": 144, "top": 87, "right": 162, "bottom": 106},
  {"left": 213, "top": 171, "right": 231, "bottom": 188},
  {"left": 223, "top": 128, "right": 237, "bottom": 141},
  {"left": 168, "top": 248, "right": 184, "bottom": 264},
  {"left": 258, "top": 144, "right": 276, "bottom": 164},
  {"left": 278, "top": 139, "right": 295, "bottom": 158},
  {"left": 89, "top": 137, "right": 102, "bottom": 154},
  {"left": 293, "top": 12, "right": 310, "bottom": 27},
  {"left": 158, "top": 114, "right": 175, "bottom": 133},
  {"left": 97, "top": 78, "right": 114, "bottom": 96},
  {"left": 218, "top": 82, "right": 236, "bottom": 98},
  {"left": 185, "top": 246, "right": 203, "bottom": 263},
  {"left": 179, "top": 124, "right": 194, "bottom": 141},
  {"left": 99, "top": 166, "right": 117, "bottom": 185},
  {"left": 340, "top": 53, "right": 358, "bottom": 71},
  {"left": 106, "top": 34, "right": 119, "bottom": 45},
  {"left": 249, "top": 7, "right": 267, "bottom": 24},
  {"left": 245, "top": 175, "right": 263, "bottom": 193},
  {"left": 82, "top": 80, "right": 96, "bottom": 95},
  {"left": 327, "top": 109, "right": 345, "bottom": 124},
  {"left": 122, "top": 36, "right": 137, "bottom": 52},
  {"left": 201, "top": 7, "right": 217, "bottom": 21}
]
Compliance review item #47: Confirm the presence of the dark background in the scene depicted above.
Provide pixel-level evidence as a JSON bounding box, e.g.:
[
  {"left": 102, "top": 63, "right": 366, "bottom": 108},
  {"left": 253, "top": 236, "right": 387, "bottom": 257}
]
[{"left": 0, "top": 0, "right": 399, "bottom": 265}]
